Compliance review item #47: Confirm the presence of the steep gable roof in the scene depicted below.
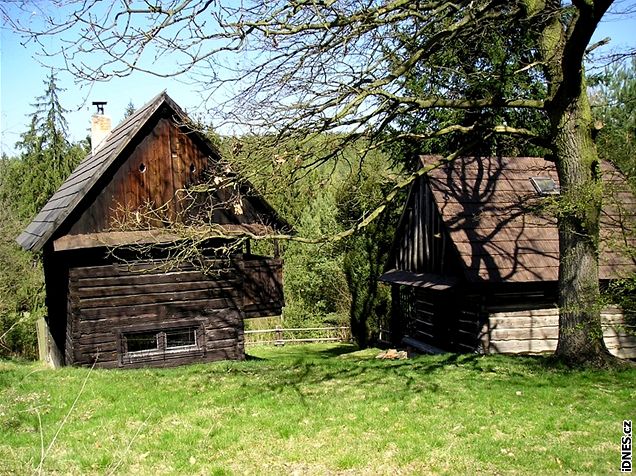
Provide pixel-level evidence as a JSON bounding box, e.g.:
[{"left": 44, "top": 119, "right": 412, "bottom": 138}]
[
  {"left": 424, "top": 155, "right": 636, "bottom": 283},
  {"left": 17, "top": 92, "right": 288, "bottom": 252},
  {"left": 17, "top": 92, "right": 179, "bottom": 252}
]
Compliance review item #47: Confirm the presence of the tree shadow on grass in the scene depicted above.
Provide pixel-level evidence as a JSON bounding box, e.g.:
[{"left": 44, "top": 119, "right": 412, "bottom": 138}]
[
  {"left": 246, "top": 343, "right": 358, "bottom": 362},
  {"left": 256, "top": 350, "right": 472, "bottom": 401},
  {"left": 270, "top": 350, "right": 616, "bottom": 396},
  {"left": 313, "top": 345, "right": 360, "bottom": 358},
  {"left": 241, "top": 343, "right": 636, "bottom": 408}
]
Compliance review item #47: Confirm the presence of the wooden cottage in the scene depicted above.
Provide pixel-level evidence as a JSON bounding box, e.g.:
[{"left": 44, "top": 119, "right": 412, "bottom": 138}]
[
  {"left": 17, "top": 92, "right": 289, "bottom": 369},
  {"left": 381, "top": 155, "right": 636, "bottom": 358}
]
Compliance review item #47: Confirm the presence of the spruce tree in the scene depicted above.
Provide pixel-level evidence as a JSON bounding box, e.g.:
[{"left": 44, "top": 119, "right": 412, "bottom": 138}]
[
  {"left": 124, "top": 100, "right": 136, "bottom": 118},
  {"left": 11, "top": 72, "right": 84, "bottom": 218}
]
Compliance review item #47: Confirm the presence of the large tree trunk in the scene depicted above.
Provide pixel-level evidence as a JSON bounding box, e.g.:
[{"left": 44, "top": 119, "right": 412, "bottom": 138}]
[
  {"left": 536, "top": 0, "right": 617, "bottom": 366},
  {"left": 551, "top": 70, "right": 613, "bottom": 365}
]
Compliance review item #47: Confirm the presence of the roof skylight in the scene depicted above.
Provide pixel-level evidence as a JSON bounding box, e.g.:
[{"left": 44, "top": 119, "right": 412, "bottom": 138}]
[{"left": 530, "top": 177, "right": 559, "bottom": 196}]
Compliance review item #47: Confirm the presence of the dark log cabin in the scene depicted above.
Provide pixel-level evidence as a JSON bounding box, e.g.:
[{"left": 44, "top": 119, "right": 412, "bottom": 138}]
[
  {"left": 381, "top": 155, "right": 636, "bottom": 358},
  {"left": 17, "top": 92, "right": 289, "bottom": 369}
]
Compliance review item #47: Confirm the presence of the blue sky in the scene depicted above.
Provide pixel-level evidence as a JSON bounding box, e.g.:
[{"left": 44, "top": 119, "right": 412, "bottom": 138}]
[
  {"left": 1, "top": 2, "right": 635, "bottom": 157},
  {"left": 0, "top": 11, "right": 205, "bottom": 156}
]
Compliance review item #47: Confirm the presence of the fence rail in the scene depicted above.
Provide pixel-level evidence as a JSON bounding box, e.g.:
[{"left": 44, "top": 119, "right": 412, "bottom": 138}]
[{"left": 244, "top": 326, "right": 351, "bottom": 346}]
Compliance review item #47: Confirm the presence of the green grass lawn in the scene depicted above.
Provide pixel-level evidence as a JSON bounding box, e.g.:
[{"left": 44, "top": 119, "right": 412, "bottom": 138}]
[{"left": 1, "top": 344, "right": 634, "bottom": 475}]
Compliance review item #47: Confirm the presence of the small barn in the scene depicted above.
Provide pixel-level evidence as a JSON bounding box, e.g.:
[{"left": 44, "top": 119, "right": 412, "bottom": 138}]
[
  {"left": 381, "top": 155, "right": 636, "bottom": 358},
  {"left": 17, "top": 92, "right": 289, "bottom": 369}
]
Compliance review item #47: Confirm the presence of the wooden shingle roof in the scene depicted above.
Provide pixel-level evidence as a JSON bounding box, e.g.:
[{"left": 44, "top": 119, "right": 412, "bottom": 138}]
[{"left": 423, "top": 155, "right": 636, "bottom": 283}]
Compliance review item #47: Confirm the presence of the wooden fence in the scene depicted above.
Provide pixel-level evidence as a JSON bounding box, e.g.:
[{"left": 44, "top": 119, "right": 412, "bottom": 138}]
[{"left": 244, "top": 326, "right": 351, "bottom": 346}]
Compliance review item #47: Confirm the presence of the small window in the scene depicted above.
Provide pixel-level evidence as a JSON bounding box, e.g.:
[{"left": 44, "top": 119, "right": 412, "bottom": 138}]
[
  {"left": 166, "top": 328, "right": 197, "bottom": 350},
  {"left": 122, "top": 326, "right": 201, "bottom": 363},
  {"left": 126, "top": 331, "right": 159, "bottom": 353},
  {"left": 530, "top": 177, "right": 559, "bottom": 195}
]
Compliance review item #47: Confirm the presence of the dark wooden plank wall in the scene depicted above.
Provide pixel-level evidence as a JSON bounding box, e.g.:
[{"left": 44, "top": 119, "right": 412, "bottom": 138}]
[
  {"left": 42, "top": 249, "right": 71, "bottom": 365},
  {"left": 394, "top": 177, "right": 452, "bottom": 274},
  {"left": 401, "top": 287, "right": 459, "bottom": 351},
  {"left": 240, "top": 257, "right": 284, "bottom": 318},
  {"left": 67, "top": 115, "right": 278, "bottom": 237},
  {"left": 455, "top": 293, "right": 487, "bottom": 353},
  {"left": 405, "top": 288, "right": 437, "bottom": 345},
  {"left": 67, "top": 259, "right": 245, "bottom": 368},
  {"left": 65, "top": 282, "right": 74, "bottom": 365}
]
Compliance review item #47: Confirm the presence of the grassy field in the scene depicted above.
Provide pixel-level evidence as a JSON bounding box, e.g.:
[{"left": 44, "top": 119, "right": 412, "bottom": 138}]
[{"left": 1, "top": 344, "right": 634, "bottom": 475}]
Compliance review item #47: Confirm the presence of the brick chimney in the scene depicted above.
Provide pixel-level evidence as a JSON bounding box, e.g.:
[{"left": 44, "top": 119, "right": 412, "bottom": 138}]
[{"left": 91, "top": 101, "right": 111, "bottom": 154}]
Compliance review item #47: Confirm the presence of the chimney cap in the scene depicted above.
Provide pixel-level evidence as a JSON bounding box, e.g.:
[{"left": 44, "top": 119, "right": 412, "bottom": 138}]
[{"left": 92, "top": 101, "right": 107, "bottom": 115}]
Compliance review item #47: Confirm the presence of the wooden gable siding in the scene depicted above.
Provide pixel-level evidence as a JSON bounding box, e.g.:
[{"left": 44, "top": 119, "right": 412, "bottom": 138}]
[
  {"left": 67, "top": 117, "right": 211, "bottom": 235},
  {"left": 65, "top": 113, "right": 277, "bottom": 238},
  {"left": 390, "top": 175, "right": 457, "bottom": 275}
]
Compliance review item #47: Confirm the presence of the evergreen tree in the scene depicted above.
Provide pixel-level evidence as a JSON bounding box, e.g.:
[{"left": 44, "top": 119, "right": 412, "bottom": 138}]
[
  {"left": 0, "top": 73, "right": 88, "bottom": 358},
  {"left": 389, "top": 15, "right": 549, "bottom": 171},
  {"left": 124, "top": 100, "right": 136, "bottom": 118},
  {"left": 335, "top": 153, "right": 400, "bottom": 346},
  {"left": 10, "top": 72, "right": 84, "bottom": 218},
  {"left": 593, "top": 58, "right": 636, "bottom": 181}
]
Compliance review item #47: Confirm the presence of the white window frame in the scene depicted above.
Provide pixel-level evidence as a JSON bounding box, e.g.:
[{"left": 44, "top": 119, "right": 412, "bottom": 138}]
[
  {"left": 530, "top": 177, "right": 560, "bottom": 196},
  {"left": 121, "top": 324, "right": 203, "bottom": 364}
]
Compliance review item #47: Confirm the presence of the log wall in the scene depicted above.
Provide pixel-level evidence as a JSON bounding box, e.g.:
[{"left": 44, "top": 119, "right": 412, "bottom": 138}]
[
  {"left": 240, "top": 257, "right": 284, "bottom": 318},
  {"left": 483, "top": 306, "right": 636, "bottom": 358},
  {"left": 404, "top": 287, "right": 437, "bottom": 346},
  {"left": 397, "top": 283, "right": 636, "bottom": 358},
  {"left": 66, "top": 259, "right": 246, "bottom": 368},
  {"left": 401, "top": 286, "right": 474, "bottom": 352}
]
